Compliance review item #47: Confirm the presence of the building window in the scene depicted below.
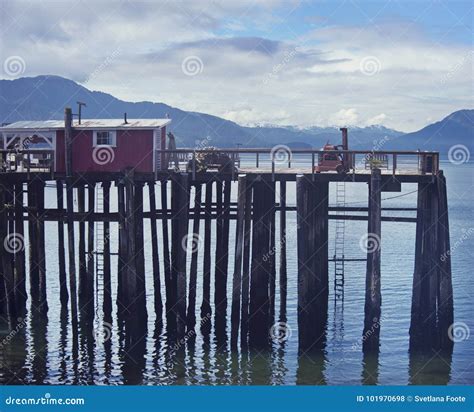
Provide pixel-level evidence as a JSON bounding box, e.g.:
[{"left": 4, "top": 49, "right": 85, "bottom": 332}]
[{"left": 93, "top": 130, "right": 116, "bottom": 147}]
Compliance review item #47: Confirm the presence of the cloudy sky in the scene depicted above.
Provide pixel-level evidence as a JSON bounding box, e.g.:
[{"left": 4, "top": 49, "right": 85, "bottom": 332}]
[{"left": 0, "top": 0, "right": 472, "bottom": 131}]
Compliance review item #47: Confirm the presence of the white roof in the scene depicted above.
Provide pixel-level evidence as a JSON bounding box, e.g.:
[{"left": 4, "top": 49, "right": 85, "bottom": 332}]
[{"left": 0, "top": 119, "right": 171, "bottom": 131}]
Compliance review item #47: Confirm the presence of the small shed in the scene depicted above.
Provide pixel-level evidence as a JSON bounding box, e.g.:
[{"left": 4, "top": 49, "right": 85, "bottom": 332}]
[{"left": 0, "top": 118, "right": 171, "bottom": 173}]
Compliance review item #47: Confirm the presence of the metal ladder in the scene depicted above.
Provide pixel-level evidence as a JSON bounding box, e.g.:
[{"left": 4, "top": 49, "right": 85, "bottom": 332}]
[
  {"left": 94, "top": 184, "right": 105, "bottom": 314},
  {"left": 333, "top": 181, "right": 346, "bottom": 300}
]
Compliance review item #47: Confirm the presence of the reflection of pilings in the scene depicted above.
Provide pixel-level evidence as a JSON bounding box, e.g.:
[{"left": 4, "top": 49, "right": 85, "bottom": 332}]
[
  {"left": 296, "top": 176, "right": 329, "bottom": 353},
  {"left": 31, "top": 309, "right": 48, "bottom": 384},
  {"left": 363, "top": 169, "right": 382, "bottom": 353},
  {"left": 409, "top": 349, "right": 452, "bottom": 385},
  {"left": 410, "top": 171, "right": 454, "bottom": 352},
  {"left": 361, "top": 351, "right": 379, "bottom": 385},
  {"left": 296, "top": 350, "right": 327, "bottom": 385}
]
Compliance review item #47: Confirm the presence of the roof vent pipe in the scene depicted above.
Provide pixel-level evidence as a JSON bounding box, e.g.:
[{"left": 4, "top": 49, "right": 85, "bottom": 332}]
[{"left": 124, "top": 113, "right": 128, "bottom": 124}]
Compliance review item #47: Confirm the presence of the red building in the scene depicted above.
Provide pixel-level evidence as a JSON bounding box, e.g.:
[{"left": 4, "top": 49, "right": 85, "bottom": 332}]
[{"left": 0, "top": 118, "right": 171, "bottom": 173}]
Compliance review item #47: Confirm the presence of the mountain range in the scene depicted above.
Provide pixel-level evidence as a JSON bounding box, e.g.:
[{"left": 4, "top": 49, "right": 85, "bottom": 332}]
[{"left": 0, "top": 75, "right": 472, "bottom": 155}]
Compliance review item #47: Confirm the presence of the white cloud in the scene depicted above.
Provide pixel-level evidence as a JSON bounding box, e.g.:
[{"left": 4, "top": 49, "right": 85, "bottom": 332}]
[{"left": 0, "top": 1, "right": 471, "bottom": 132}]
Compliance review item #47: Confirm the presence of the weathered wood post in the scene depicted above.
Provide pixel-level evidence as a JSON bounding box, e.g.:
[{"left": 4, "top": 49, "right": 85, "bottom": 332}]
[
  {"left": 436, "top": 171, "right": 454, "bottom": 351},
  {"left": 161, "top": 180, "right": 172, "bottom": 318},
  {"left": 296, "top": 175, "right": 329, "bottom": 352},
  {"left": 27, "top": 181, "right": 39, "bottom": 305},
  {"left": 1, "top": 183, "right": 16, "bottom": 321},
  {"left": 124, "top": 171, "right": 137, "bottom": 319},
  {"left": 78, "top": 185, "right": 87, "bottom": 304},
  {"left": 14, "top": 182, "right": 27, "bottom": 312},
  {"left": 279, "top": 180, "right": 287, "bottom": 321},
  {"left": 37, "top": 181, "right": 47, "bottom": 312},
  {"left": 363, "top": 168, "right": 382, "bottom": 353},
  {"left": 64, "top": 107, "right": 78, "bottom": 328},
  {"left": 187, "top": 183, "right": 202, "bottom": 331},
  {"left": 85, "top": 182, "right": 95, "bottom": 319},
  {"left": 56, "top": 180, "right": 68, "bottom": 306},
  {"left": 231, "top": 175, "right": 247, "bottom": 347},
  {"left": 102, "top": 181, "right": 112, "bottom": 318},
  {"left": 171, "top": 173, "right": 190, "bottom": 339},
  {"left": 215, "top": 179, "right": 231, "bottom": 337},
  {"left": 116, "top": 181, "right": 126, "bottom": 314},
  {"left": 148, "top": 181, "right": 162, "bottom": 318},
  {"left": 410, "top": 171, "right": 454, "bottom": 352},
  {"left": 200, "top": 181, "right": 213, "bottom": 325},
  {"left": 249, "top": 177, "right": 274, "bottom": 348},
  {"left": 134, "top": 181, "right": 147, "bottom": 318},
  {"left": 240, "top": 178, "right": 253, "bottom": 347}
]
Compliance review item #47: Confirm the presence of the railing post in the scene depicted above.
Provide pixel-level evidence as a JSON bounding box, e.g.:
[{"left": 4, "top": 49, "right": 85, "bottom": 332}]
[
  {"left": 271, "top": 158, "right": 275, "bottom": 182},
  {"left": 256, "top": 152, "right": 259, "bottom": 168},
  {"left": 392, "top": 154, "right": 397, "bottom": 176},
  {"left": 192, "top": 150, "right": 196, "bottom": 180},
  {"left": 311, "top": 152, "right": 315, "bottom": 181}
]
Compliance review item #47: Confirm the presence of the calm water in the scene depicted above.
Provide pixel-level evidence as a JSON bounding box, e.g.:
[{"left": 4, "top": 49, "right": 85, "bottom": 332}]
[{"left": 0, "top": 160, "right": 473, "bottom": 385}]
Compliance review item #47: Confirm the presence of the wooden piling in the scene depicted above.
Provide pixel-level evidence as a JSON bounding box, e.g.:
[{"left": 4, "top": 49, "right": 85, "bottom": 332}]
[
  {"left": 296, "top": 176, "right": 329, "bottom": 352},
  {"left": 363, "top": 168, "right": 382, "bottom": 353},
  {"left": 240, "top": 179, "right": 253, "bottom": 347},
  {"left": 117, "top": 182, "right": 126, "bottom": 312},
  {"left": 124, "top": 173, "right": 137, "bottom": 318},
  {"left": 410, "top": 172, "right": 453, "bottom": 351},
  {"left": 134, "top": 182, "right": 147, "bottom": 317},
  {"left": 200, "top": 181, "right": 213, "bottom": 322},
  {"left": 279, "top": 180, "right": 287, "bottom": 320},
  {"left": 0, "top": 183, "right": 16, "bottom": 321},
  {"left": 102, "top": 181, "right": 112, "bottom": 318},
  {"left": 86, "top": 183, "right": 95, "bottom": 319},
  {"left": 64, "top": 107, "right": 78, "bottom": 327},
  {"left": 14, "top": 182, "right": 27, "bottom": 312},
  {"left": 249, "top": 178, "right": 273, "bottom": 348},
  {"left": 27, "top": 181, "right": 39, "bottom": 305},
  {"left": 148, "top": 181, "right": 162, "bottom": 318},
  {"left": 161, "top": 180, "right": 172, "bottom": 317},
  {"left": 216, "top": 179, "right": 232, "bottom": 335},
  {"left": 78, "top": 185, "right": 87, "bottom": 303},
  {"left": 231, "top": 175, "right": 247, "bottom": 346},
  {"left": 436, "top": 171, "right": 454, "bottom": 351},
  {"left": 187, "top": 183, "right": 202, "bottom": 331},
  {"left": 171, "top": 173, "right": 190, "bottom": 338},
  {"left": 37, "top": 182, "right": 47, "bottom": 312},
  {"left": 56, "top": 181, "right": 68, "bottom": 306}
]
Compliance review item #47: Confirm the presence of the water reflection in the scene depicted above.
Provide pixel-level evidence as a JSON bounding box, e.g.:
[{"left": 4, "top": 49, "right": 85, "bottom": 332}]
[{"left": 408, "top": 349, "right": 452, "bottom": 385}]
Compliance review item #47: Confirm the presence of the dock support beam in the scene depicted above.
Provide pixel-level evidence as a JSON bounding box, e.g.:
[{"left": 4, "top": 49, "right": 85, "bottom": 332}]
[
  {"left": 248, "top": 177, "right": 274, "bottom": 348},
  {"left": 171, "top": 173, "right": 190, "bottom": 339},
  {"left": 410, "top": 171, "right": 454, "bottom": 352},
  {"left": 363, "top": 168, "right": 382, "bottom": 353},
  {"left": 296, "top": 176, "right": 329, "bottom": 352}
]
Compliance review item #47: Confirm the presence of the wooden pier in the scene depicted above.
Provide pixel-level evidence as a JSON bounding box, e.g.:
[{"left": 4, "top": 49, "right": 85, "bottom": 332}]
[{"left": 0, "top": 127, "right": 453, "bottom": 356}]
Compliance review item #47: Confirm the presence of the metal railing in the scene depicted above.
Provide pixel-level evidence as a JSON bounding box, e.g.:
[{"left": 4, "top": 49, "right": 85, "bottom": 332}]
[
  {"left": 0, "top": 149, "right": 55, "bottom": 178},
  {"left": 156, "top": 148, "right": 439, "bottom": 179}
]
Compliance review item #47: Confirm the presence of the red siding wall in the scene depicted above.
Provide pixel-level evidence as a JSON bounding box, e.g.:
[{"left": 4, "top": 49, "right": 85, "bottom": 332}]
[{"left": 55, "top": 128, "right": 163, "bottom": 173}]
